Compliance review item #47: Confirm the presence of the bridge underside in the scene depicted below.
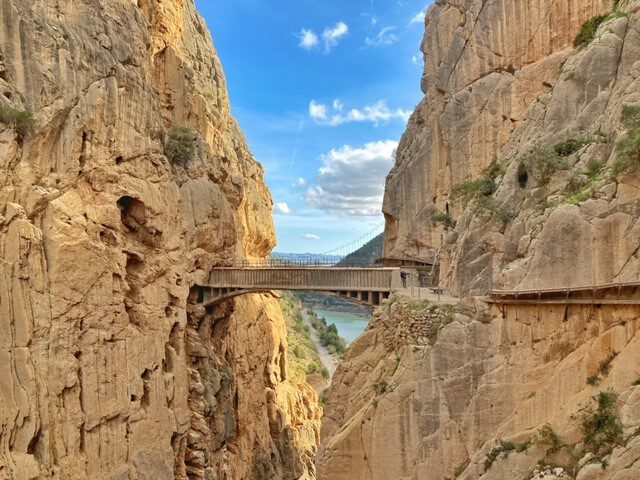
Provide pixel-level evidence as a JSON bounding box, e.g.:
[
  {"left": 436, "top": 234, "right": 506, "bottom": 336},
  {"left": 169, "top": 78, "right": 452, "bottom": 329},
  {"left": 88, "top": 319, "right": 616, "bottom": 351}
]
[{"left": 193, "top": 286, "right": 391, "bottom": 309}]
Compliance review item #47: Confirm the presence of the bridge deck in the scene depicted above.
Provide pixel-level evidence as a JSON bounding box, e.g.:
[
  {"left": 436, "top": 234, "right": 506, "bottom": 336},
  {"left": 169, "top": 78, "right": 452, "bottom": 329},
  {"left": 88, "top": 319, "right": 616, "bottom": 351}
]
[{"left": 198, "top": 267, "right": 404, "bottom": 307}]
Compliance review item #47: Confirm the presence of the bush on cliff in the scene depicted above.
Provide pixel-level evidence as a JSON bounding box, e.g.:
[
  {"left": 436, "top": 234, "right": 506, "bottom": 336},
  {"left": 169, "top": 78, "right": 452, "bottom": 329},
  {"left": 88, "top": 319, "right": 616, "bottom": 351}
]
[
  {"left": 576, "top": 390, "right": 623, "bottom": 454},
  {"left": 0, "top": 104, "right": 36, "bottom": 137},
  {"left": 613, "top": 105, "right": 640, "bottom": 175},
  {"left": 165, "top": 126, "right": 197, "bottom": 166},
  {"left": 519, "top": 148, "right": 568, "bottom": 186},
  {"left": 574, "top": 14, "right": 610, "bottom": 48}
]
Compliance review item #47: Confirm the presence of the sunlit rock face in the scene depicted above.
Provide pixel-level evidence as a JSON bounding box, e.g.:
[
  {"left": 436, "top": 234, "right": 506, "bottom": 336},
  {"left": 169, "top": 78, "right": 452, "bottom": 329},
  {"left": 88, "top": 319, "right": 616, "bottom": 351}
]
[
  {"left": 383, "top": 0, "right": 640, "bottom": 297},
  {"left": 318, "top": 1, "right": 640, "bottom": 479},
  {"left": 0, "top": 1, "right": 319, "bottom": 478},
  {"left": 318, "top": 298, "right": 640, "bottom": 480}
]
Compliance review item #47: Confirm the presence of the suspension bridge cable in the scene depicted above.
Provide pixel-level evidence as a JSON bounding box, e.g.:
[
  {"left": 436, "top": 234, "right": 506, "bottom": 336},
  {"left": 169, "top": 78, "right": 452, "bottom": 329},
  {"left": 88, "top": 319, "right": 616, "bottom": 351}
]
[{"left": 321, "top": 222, "right": 385, "bottom": 257}]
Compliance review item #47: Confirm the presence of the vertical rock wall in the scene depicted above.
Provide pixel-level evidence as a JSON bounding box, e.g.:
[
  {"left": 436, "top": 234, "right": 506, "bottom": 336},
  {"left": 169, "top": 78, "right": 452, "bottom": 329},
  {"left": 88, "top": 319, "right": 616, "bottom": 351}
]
[
  {"left": 0, "top": 1, "right": 319, "bottom": 478},
  {"left": 382, "top": 0, "right": 640, "bottom": 296}
]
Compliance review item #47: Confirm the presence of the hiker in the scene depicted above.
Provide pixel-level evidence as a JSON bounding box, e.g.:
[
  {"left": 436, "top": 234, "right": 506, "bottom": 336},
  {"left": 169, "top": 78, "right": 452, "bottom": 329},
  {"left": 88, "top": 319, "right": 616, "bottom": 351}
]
[{"left": 400, "top": 269, "right": 408, "bottom": 288}]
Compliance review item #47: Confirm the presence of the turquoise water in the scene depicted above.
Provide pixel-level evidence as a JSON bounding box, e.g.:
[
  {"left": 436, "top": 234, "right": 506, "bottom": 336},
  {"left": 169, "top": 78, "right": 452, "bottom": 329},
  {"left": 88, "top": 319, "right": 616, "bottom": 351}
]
[{"left": 315, "top": 309, "right": 370, "bottom": 345}]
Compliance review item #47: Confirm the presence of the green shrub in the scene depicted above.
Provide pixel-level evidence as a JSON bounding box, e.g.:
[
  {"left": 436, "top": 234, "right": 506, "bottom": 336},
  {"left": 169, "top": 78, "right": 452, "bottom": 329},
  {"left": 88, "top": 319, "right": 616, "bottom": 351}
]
[
  {"left": 554, "top": 138, "right": 589, "bottom": 157},
  {"left": 577, "top": 390, "right": 623, "bottom": 454},
  {"left": 321, "top": 366, "right": 330, "bottom": 378},
  {"left": 306, "top": 361, "right": 319, "bottom": 374},
  {"left": 613, "top": 105, "right": 640, "bottom": 174},
  {"left": 426, "top": 307, "right": 457, "bottom": 344},
  {"left": 519, "top": 148, "right": 568, "bottom": 185},
  {"left": 584, "top": 159, "right": 606, "bottom": 179},
  {"left": 432, "top": 211, "right": 456, "bottom": 229},
  {"left": 373, "top": 379, "right": 388, "bottom": 395},
  {"left": 587, "top": 375, "right": 600, "bottom": 386},
  {"left": 599, "top": 353, "right": 617, "bottom": 375},
  {"left": 0, "top": 104, "right": 36, "bottom": 137},
  {"left": 164, "top": 126, "right": 197, "bottom": 166},
  {"left": 574, "top": 15, "right": 610, "bottom": 48},
  {"left": 536, "top": 425, "right": 563, "bottom": 455},
  {"left": 292, "top": 345, "right": 306, "bottom": 359},
  {"left": 484, "top": 441, "right": 516, "bottom": 470},
  {"left": 451, "top": 163, "right": 514, "bottom": 225},
  {"left": 452, "top": 176, "right": 497, "bottom": 205}
]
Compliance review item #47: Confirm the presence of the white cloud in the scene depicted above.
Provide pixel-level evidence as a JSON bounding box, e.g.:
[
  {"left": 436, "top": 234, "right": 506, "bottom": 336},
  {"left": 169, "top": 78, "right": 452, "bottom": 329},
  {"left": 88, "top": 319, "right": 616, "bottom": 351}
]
[
  {"left": 298, "top": 29, "right": 319, "bottom": 50},
  {"left": 412, "top": 54, "right": 422, "bottom": 65},
  {"left": 365, "top": 26, "right": 399, "bottom": 47},
  {"left": 309, "top": 99, "right": 411, "bottom": 127},
  {"left": 322, "top": 22, "right": 349, "bottom": 52},
  {"left": 297, "top": 177, "right": 307, "bottom": 186},
  {"left": 371, "top": 16, "right": 378, "bottom": 26},
  {"left": 302, "top": 233, "right": 320, "bottom": 240},
  {"left": 333, "top": 99, "right": 344, "bottom": 111},
  {"left": 410, "top": 10, "right": 426, "bottom": 25},
  {"left": 275, "top": 202, "right": 291, "bottom": 215},
  {"left": 309, "top": 100, "right": 328, "bottom": 121},
  {"left": 306, "top": 140, "right": 398, "bottom": 217}
]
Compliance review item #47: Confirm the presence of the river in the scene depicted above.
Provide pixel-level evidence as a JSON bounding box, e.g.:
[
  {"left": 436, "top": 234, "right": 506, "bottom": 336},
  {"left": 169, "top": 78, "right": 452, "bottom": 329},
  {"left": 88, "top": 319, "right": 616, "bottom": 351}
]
[{"left": 315, "top": 309, "right": 370, "bottom": 345}]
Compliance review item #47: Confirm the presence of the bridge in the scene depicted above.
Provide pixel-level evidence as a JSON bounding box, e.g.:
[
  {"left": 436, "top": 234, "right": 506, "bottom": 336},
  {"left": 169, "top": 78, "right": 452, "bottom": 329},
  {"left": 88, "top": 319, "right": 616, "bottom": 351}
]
[{"left": 193, "top": 264, "right": 404, "bottom": 308}]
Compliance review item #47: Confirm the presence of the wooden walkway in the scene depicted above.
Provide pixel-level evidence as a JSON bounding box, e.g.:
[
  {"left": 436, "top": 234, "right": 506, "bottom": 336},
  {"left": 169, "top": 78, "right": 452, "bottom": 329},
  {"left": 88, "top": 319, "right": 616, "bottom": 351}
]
[
  {"left": 487, "top": 281, "right": 640, "bottom": 305},
  {"left": 195, "top": 267, "right": 404, "bottom": 307}
]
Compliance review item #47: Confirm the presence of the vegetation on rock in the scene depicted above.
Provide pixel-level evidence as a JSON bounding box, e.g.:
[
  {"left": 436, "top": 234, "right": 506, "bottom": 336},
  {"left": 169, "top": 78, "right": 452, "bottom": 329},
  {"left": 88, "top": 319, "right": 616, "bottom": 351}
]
[
  {"left": 614, "top": 105, "right": 640, "bottom": 174},
  {"left": 0, "top": 103, "right": 36, "bottom": 137},
  {"left": 279, "top": 293, "right": 329, "bottom": 383},
  {"left": 307, "top": 310, "right": 347, "bottom": 355},
  {"left": 431, "top": 211, "right": 456, "bottom": 229},
  {"left": 574, "top": 14, "right": 610, "bottom": 48},
  {"left": 164, "top": 126, "right": 197, "bottom": 166},
  {"left": 577, "top": 390, "right": 624, "bottom": 454},
  {"left": 451, "top": 163, "right": 514, "bottom": 225},
  {"left": 519, "top": 148, "right": 568, "bottom": 186}
]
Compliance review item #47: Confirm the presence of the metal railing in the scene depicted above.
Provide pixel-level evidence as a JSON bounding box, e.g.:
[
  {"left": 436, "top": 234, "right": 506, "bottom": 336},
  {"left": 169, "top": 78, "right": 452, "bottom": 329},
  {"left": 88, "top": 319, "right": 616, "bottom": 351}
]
[
  {"left": 216, "top": 258, "right": 382, "bottom": 269},
  {"left": 207, "top": 267, "right": 400, "bottom": 291}
]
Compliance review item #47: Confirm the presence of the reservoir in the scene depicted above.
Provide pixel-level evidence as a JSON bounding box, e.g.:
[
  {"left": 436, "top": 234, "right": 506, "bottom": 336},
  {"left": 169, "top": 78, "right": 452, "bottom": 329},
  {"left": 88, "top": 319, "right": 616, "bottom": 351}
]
[{"left": 315, "top": 309, "right": 370, "bottom": 345}]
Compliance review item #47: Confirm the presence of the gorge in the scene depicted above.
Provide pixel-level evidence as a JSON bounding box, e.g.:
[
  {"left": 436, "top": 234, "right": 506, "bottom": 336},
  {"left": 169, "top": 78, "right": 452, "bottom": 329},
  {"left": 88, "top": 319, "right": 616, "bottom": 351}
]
[{"left": 1, "top": 0, "right": 640, "bottom": 480}]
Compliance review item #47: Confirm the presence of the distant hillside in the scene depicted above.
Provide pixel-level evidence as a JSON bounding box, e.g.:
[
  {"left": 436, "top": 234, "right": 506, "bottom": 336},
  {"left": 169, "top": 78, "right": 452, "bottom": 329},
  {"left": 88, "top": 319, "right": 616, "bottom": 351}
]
[
  {"left": 271, "top": 252, "right": 343, "bottom": 263},
  {"left": 337, "top": 234, "right": 383, "bottom": 266}
]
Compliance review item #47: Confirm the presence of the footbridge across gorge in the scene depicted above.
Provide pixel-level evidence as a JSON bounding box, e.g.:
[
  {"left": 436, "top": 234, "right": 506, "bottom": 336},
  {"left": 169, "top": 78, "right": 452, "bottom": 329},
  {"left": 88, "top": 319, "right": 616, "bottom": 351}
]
[{"left": 194, "top": 265, "right": 405, "bottom": 308}]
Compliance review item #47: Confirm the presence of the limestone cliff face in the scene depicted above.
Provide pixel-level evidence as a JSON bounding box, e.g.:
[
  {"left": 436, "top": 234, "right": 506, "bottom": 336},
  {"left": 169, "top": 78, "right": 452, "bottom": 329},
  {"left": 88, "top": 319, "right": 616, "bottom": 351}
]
[
  {"left": 383, "top": 0, "right": 640, "bottom": 296},
  {"left": 318, "top": 298, "right": 640, "bottom": 480},
  {"left": 0, "top": 1, "right": 319, "bottom": 479},
  {"left": 320, "top": 1, "right": 640, "bottom": 479}
]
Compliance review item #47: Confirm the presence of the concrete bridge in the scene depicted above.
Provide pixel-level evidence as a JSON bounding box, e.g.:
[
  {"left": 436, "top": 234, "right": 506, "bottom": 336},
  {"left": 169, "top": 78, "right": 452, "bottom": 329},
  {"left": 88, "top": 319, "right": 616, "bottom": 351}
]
[{"left": 194, "top": 267, "right": 404, "bottom": 308}]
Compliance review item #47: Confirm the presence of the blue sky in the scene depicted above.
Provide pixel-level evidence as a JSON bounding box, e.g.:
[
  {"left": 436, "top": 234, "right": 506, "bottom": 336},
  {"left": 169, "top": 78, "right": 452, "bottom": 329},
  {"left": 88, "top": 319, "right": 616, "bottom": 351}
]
[{"left": 196, "top": 0, "right": 432, "bottom": 254}]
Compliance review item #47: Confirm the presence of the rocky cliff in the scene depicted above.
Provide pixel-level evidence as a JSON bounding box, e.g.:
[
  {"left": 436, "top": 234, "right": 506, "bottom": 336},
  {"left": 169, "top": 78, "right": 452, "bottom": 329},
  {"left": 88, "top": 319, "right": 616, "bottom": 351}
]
[
  {"left": 320, "top": 0, "right": 640, "bottom": 478},
  {"left": 383, "top": 0, "right": 640, "bottom": 296},
  {"left": 0, "top": 1, "right": 319, "bottom": 479},
  {"left": 318, "top": 298, "right": 640, "bottom": 480}
]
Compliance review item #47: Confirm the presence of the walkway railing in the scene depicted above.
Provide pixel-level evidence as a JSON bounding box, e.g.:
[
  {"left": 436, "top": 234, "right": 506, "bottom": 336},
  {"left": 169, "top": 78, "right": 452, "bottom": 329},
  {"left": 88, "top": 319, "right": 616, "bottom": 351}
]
[
  {"left": 219, "top": 258, "right": 381, "bottom": 268},
  {"left": 207, "top": 267, "right": 400, "bottom": 291}
]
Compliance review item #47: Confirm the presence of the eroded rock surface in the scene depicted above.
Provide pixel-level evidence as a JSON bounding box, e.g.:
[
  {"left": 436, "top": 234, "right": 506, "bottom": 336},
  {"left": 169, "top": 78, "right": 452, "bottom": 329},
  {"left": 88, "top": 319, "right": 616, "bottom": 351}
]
[
  {"left": 320, "top": 1, "right": 640, "bottom": 479},
  {"left": 0, "top": 1, "right": 319, "bottom": 478},
  {"left": 318, "top": 298, "right": 640, "bottom": 480},
  {"left": 383, "top": 0, "right": 640, "bottom": 297}
]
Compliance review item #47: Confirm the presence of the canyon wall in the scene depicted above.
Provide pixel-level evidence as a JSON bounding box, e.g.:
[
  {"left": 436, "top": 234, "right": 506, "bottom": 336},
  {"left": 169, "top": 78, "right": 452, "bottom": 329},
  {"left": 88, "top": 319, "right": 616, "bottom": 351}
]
[
  {"left": 0, "top": 1, "right": 319, "bottom": 479},
  {"left": 320, "top": 0, "right": 640, "bottom": 478},
  {"left": 383, "top": 0, "right": 640, "bottom": 296},
  {"left": 318, "top": 298, "right": 640, "bottom": 479}
]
